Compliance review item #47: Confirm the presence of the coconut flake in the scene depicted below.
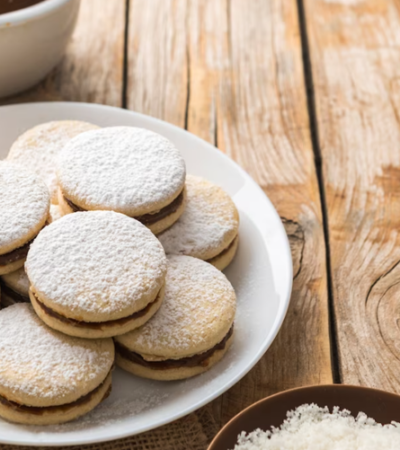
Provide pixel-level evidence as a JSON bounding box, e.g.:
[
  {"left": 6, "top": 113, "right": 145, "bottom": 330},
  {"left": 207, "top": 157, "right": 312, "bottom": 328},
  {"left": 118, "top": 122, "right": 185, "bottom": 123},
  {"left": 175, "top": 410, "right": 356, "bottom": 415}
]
[{"left": 233, "top": 403, "right": 400, "bottom": 450}]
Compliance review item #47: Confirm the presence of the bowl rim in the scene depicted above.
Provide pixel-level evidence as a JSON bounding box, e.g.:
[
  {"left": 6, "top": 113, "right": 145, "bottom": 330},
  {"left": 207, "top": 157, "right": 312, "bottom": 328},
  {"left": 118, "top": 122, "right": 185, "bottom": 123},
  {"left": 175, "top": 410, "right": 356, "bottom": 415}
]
[
  {"left": 0, "top": 0, "right": 73, "bottom": 26},
  {"left": 207, "top": 383, "right": 400, "bottom": 450}
]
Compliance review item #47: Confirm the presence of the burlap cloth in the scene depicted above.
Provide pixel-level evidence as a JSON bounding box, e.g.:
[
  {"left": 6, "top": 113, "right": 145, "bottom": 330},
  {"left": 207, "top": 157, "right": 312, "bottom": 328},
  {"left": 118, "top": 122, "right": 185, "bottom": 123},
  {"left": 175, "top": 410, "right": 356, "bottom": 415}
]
[{"left": 0, "top": 405, "right": 220, "bottom": 450}]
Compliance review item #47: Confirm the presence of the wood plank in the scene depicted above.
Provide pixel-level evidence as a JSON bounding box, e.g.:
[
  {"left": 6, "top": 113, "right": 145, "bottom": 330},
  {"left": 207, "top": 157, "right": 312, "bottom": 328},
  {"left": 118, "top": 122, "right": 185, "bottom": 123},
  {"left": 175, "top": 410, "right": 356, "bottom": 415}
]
[
  {"left": 126, "top": 0, "right": 188, "bottom": 125},
  {"left": 1, "top": 0, "right": 125, "bottom": 106},
  {"left": 303, "top": 0, "right": 400, "bottom": 390},
  {"left": 210, "top": 0, "right": 333, "bottom": 422},
  {"left": 126, "top": 0, "right": 332, "bottom": 442}
]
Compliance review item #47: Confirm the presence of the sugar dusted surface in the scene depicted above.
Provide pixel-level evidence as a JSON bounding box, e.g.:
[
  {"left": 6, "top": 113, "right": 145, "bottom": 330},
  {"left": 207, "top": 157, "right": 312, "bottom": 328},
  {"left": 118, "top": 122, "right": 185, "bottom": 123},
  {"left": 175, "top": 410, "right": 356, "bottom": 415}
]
[
  {"left": 29, "top": 387, "right": 170, "bottom": 432},
  {"left": 26, "top": 211, "right": 167, "bottom": 320},
  {"left": 0, "top": 162, "right": 49, "bottom": 253},
  {"left": 0, "top": 304, "right": 113, "bottom": 405},
  {"left": 118, "top": 255, "right": 236, "bottom": 358},
  {"left": 7, "top": 121, "right": 98, "bottom": 202},
  {"left": 233, "top": 404, "right": 400, "bottom": 450},
  {"left": 159, "top": 175, "right": 238, "bottom": 259},
  {"left": 57, "top": 127, "right": 186, "bottom": 215}
]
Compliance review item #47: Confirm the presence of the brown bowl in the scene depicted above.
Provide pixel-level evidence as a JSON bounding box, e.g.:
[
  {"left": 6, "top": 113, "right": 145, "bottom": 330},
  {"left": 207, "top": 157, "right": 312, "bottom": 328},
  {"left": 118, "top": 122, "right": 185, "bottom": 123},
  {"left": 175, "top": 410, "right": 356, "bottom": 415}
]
[{"left": 208, "top": 384, "right": 400, "bottom": 450}]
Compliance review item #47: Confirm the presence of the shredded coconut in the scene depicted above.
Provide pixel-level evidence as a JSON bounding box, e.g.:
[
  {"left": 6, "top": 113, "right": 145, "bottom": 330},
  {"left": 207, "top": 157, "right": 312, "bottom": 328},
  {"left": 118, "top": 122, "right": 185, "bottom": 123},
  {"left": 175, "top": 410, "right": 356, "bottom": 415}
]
[
  {"left": 233, "top": 404, "right": 400, "bottom": 450},
  {"left": 7, "top": 121, "right": 98, "bottom": 203},
  {"left": 118, "top": 255, "right": 236, "bottom": 357},
  {"left": 57, "top": 127, "right": 186, "bottom": 215},
  {"left": 159, "top": 175, "right": 239, "bottom": 259},
  {"left": 0, "top": 304, "right": 113, "bottom": 402},
  {"left": 25, "top": 211, "right": 167, "bottom": 318},
  {"left": 0, "top": 162, "right": 49, "bottom": 252}
]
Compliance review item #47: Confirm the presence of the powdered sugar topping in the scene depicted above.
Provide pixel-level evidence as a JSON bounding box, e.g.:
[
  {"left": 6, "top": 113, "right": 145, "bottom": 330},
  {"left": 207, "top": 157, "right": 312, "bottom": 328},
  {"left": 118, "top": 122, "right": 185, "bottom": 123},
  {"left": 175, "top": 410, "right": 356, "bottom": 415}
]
[
  {"left": 159, "top": 175, "right": 238, "bottom": 259},
  {"left": 0, "top": 304, "right": 113, "bottom": 405},
  {"left": 0, "top": 162, "right": 49, "bottom": 253},
  {"left": 26, "top": 211, "right": 167, "bottom": 320},
  {"left": 57, "top": 127, "right": 186, "bottom": 215},
  {"left": 7, "top": 121, "right": 98, "bottom": 203},
  {"left": 118, "top": 255, "right": 236, "bottom": 357}
]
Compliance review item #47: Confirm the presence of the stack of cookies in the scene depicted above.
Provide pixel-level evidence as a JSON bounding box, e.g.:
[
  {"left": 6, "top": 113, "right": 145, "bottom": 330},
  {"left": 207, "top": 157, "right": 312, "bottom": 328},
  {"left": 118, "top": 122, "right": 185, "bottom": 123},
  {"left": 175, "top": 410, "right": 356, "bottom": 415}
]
[{"left": 0, "top": 121, "right": 239, "bottom": 425}]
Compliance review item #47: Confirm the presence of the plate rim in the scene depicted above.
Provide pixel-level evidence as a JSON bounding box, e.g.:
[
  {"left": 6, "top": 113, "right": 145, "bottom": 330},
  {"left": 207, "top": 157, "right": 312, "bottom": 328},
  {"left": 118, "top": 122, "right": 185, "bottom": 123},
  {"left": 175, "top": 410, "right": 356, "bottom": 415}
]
[{"left": 0, "top": 101, "right": 293, "bottom": 446}]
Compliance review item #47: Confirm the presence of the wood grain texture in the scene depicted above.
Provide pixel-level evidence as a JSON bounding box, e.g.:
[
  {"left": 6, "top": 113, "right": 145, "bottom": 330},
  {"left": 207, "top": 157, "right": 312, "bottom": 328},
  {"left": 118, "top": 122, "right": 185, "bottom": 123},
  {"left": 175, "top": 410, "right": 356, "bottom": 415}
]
[
  {"left": 127, "top": 0, "right": 188, "bottom": 126},
  {"left": 303, "top": 0, "right": 400, "bottom": 390},
  {"left": 126, "top": 0, "right": 333, "bottom": 437},
  {"left": 212, "top": 0, "right": 333, "bottom": 422},
  {"left": 1, "top": 0, "right": 125, "bottom": 105}
]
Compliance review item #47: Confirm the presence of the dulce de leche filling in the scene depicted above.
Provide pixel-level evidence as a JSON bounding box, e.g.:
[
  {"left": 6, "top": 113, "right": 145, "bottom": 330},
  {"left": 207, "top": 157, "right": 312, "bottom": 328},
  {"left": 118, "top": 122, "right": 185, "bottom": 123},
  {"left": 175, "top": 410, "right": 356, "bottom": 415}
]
[
  {"left": 32, "top": 289, "right": 162, "bottom": 329},
  {"left": 115, "top": 325, "right": 234, "bottom": 370},
  {"left": 0, "top": 239, "right": 33, "bottom": 267},
  {"left": 0, "top": 372, "right": 112, "bottom": 416},
  {"left": 63, "top": 189, "right": 185, "bottom": 226}
]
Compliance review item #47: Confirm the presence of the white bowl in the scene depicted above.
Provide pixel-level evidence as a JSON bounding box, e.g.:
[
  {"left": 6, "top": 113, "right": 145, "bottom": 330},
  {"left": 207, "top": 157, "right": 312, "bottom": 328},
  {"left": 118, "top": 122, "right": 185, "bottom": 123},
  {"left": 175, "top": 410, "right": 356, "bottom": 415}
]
[{"left": 0, "top": 0, "right": 80, "bottom": 98}]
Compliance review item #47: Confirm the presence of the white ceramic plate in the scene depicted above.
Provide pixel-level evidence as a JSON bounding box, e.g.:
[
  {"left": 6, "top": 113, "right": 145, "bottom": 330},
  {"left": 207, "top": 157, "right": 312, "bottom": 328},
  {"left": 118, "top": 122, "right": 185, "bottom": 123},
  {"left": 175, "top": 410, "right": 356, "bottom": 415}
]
[{"left": 0, "top": 102, "right": 292, "bottom": 446}]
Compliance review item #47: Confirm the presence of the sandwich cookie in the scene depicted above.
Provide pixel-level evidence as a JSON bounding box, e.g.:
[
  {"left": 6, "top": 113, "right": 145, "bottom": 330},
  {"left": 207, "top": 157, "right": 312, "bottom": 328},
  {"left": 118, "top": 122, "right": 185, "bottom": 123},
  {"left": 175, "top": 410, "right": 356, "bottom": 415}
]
[
  {"left": 0, "top": 162, "right": 50, "bottom": 275},
  {"left": 0, "top": 267, "right": 30, "bottom": 307},
  {"left": 159, "top": 175, "right": 239, "bottom": 270},
  {"left": 115, "top": 255, "right": 236, "bottom": 380},
  {"left": 57, "top": 127, "right": 186, "bottom": 234},
  {"left": 0, "top": 304, "right": 114, "bottom": 425},
  {"left": 7, "top": 120, "right": 99, "bottom": 204},
  {"left": 26, "top": 211, "right": 167, "bottom": 339}
]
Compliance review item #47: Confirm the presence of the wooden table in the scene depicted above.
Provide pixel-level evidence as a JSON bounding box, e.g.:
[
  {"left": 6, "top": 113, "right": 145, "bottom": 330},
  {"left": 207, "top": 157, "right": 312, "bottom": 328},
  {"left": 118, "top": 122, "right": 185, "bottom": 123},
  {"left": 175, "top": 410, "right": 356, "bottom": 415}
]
[{"left": 3, "top": 0, "right": 400, "bottom": 449}]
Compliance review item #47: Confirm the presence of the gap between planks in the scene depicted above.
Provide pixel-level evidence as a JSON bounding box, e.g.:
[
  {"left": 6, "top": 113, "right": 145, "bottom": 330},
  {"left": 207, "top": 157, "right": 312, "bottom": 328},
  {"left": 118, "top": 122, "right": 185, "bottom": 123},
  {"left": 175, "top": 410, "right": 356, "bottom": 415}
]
[
  {"left": 296, "top": 0, "right": 341, "bottom": 384},
  {"left": 122, "top": 0, "right": 130, "bottom": 109}
]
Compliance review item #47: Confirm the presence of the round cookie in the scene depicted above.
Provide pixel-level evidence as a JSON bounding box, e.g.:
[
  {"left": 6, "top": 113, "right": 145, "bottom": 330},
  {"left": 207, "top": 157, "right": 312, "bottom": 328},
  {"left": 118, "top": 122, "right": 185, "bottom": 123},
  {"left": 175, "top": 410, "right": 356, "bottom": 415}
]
[
  {"left": 7, "top": 120, "right": 99, "bottom": 204},
  {"left": 115, "top": 255, "right": 236, "bottom": 380},
  {"left": 0, "top": 162, "right": 50, "bottom": 275},
  {"left": 0, "top": 267, "right": 30, "bottom": 307},
  {"left": 26, "top": 211, "right": 167, "bottom": 339},
  {"left": 57, "top": 127, "right": 186, "bottom": 234},
  {"left": 159, "top": 175, "right": 239, "bottom": 270},
  {"left": 0, "top": 303, "right": 114, "bottom": 425}
]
